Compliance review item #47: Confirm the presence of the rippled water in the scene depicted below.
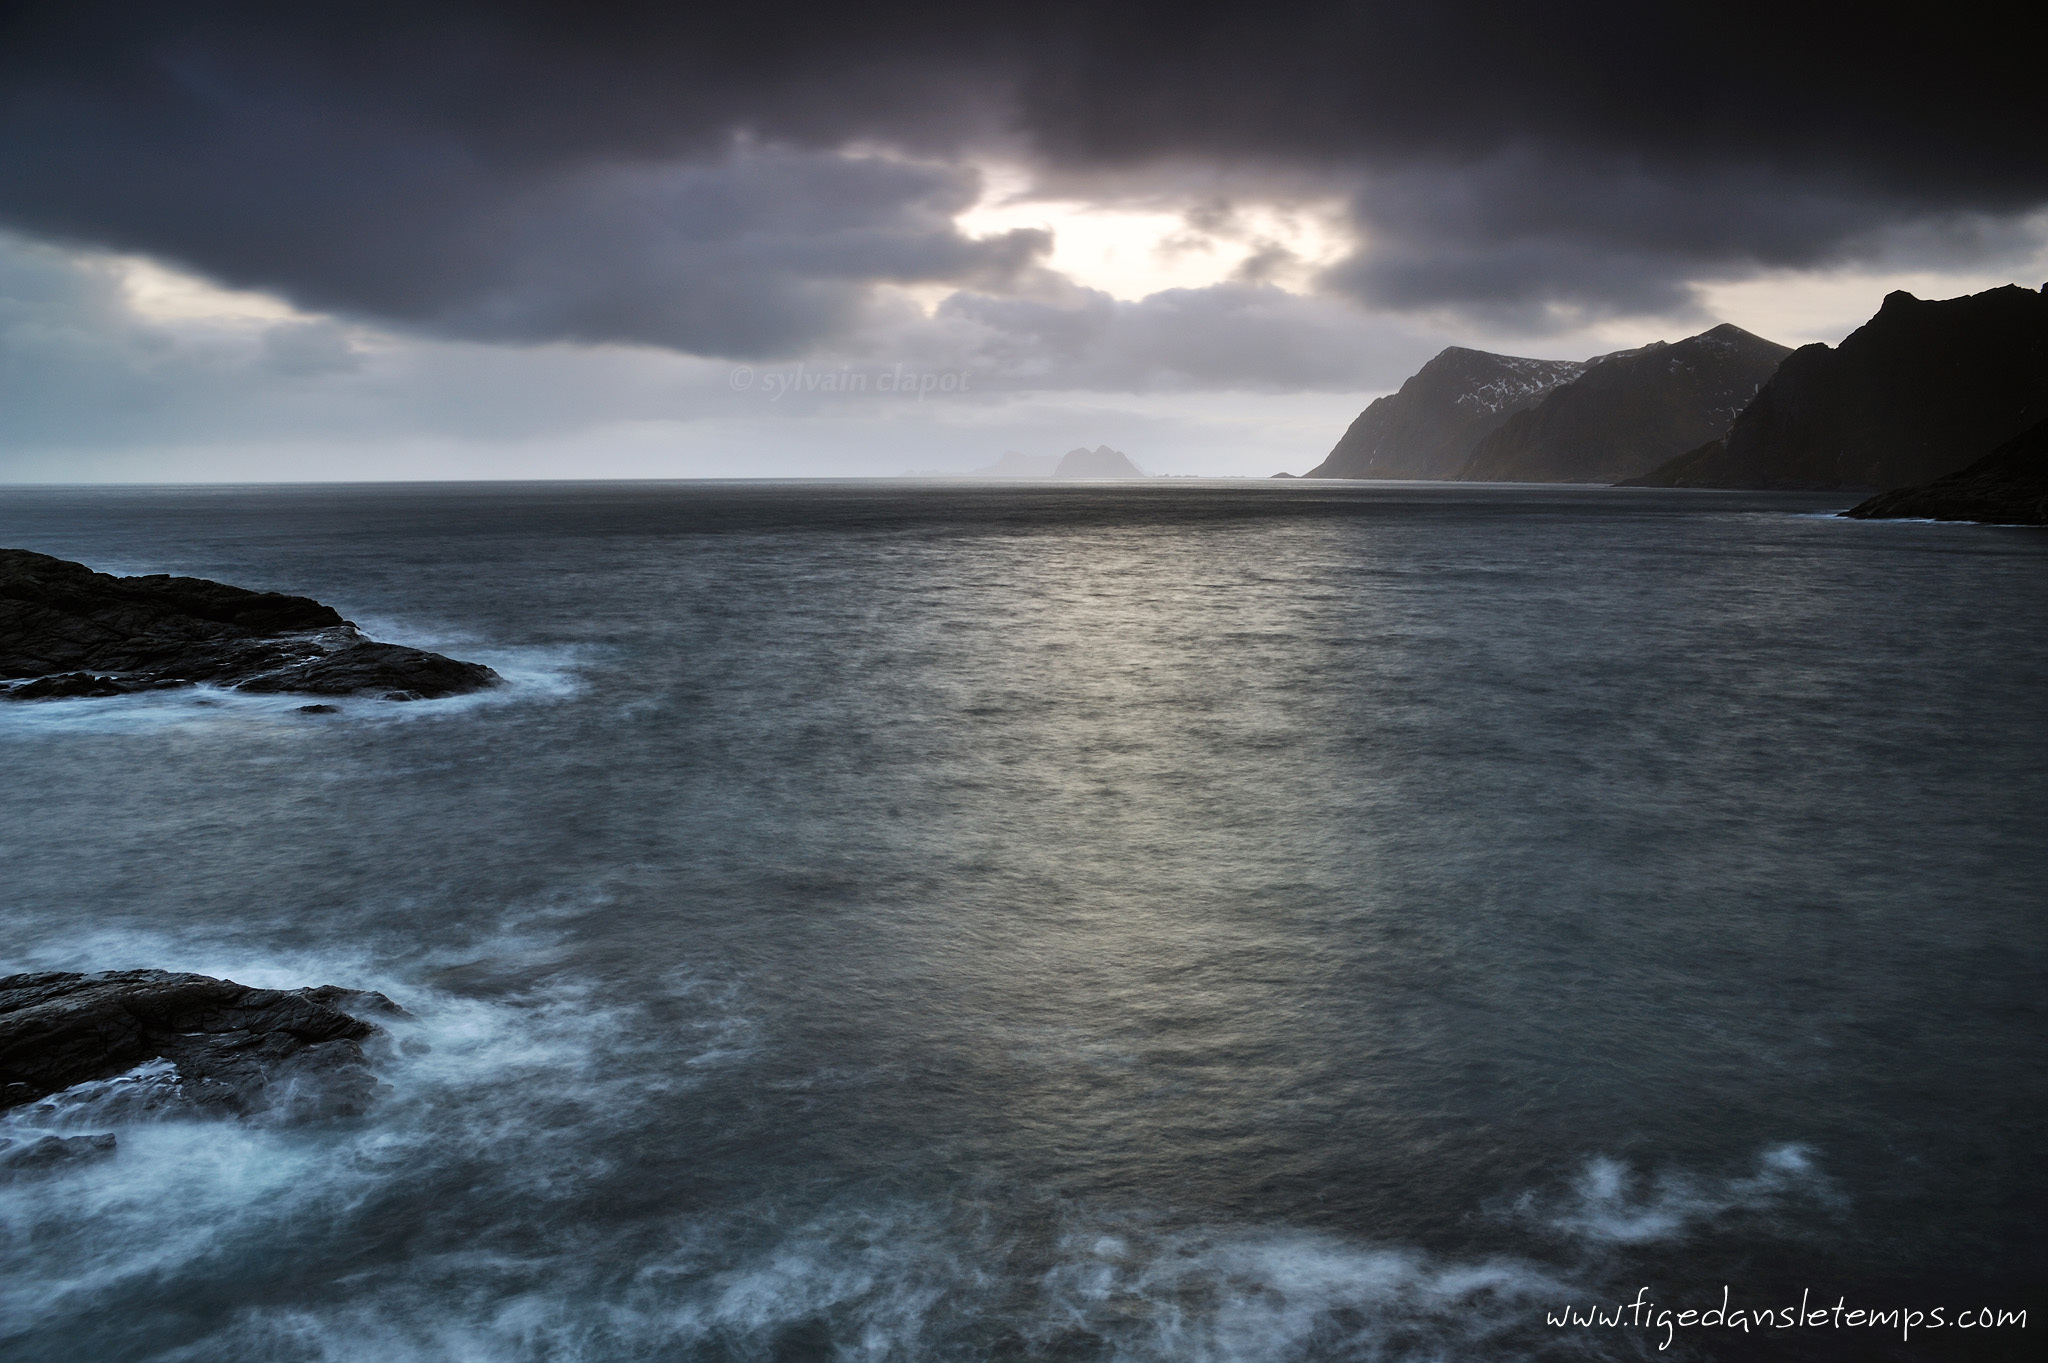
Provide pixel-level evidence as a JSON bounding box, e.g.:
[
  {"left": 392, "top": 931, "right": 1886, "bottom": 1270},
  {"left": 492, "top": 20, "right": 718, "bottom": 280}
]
[{"left": 1, "top": 481, "right": 2042, "bottom": 1361}]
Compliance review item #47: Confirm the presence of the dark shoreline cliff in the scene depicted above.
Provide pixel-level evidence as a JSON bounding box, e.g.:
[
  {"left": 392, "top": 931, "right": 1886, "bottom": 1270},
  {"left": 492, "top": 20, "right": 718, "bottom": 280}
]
[{"left": 1842, "top": 416, "right": 2048, "bottom": 525}]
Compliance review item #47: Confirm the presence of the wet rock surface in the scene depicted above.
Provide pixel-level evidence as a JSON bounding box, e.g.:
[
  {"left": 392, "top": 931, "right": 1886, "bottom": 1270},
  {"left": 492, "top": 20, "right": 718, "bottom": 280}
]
[
  {"left": 0, "top": 548, "right": 501, "bottom": 701},
  {"left": 0, "top": 970, "right": 406, "bottom": 1122},
  {"left": 0, "top": 1131, "right": 118, "bottom": 1180}
]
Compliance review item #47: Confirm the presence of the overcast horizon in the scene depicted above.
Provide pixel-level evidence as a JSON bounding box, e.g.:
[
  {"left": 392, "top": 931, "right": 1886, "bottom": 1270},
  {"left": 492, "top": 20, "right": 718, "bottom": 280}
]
[{"left": 3, "top": 3, "right": 2043, "bottom": 482}]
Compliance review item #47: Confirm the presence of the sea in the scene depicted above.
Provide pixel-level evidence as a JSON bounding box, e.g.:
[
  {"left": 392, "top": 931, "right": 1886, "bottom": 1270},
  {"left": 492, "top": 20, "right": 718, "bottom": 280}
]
[{"left": 0, "top": 480, "right": 2041, "bottom": 1362}]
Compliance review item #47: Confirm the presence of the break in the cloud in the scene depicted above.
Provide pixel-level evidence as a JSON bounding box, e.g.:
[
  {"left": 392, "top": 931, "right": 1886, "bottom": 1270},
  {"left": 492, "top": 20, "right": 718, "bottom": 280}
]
[
  {"left": 0, "top": 229, "right": 1423, "bottom": 478},
  {"left": 3, "top": 2, "right": 2043, "bottom": 353},
  {"left": 0, "top": 3, "right": 2043, "bottom": 476}
]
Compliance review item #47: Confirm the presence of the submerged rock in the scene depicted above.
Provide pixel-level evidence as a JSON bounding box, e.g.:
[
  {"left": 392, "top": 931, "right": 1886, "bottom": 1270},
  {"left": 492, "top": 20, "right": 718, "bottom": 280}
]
[
  {"left": 0, "top": 1132, "right": 118, "bottom": 1181},
  {"left": 0, "top": 970, "right": 407, "bottom": 1122},
  {"left": 0, "top": 548, "right": 501, "bottom": 702}
]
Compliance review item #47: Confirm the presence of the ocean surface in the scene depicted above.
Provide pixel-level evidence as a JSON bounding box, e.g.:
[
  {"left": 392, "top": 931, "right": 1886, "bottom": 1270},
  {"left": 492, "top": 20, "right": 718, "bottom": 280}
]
[{"left": 0, "top": 480, "right": 2042, "bottom": 1362}]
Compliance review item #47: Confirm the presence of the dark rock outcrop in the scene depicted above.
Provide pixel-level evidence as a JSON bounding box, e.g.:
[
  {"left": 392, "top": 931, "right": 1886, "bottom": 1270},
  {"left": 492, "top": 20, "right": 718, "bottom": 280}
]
[
  {"left": 1624, "top": 285, "right": 2048, "bottom": 490},
  {"left": 0, "top": 970, "right": 405, "bottom": 1121},
  {"left": 1305, "top": 348, "right": 1587, "bottom": 479},
  {"left": 1, "top": 549, "right": 501, "bottom": 701},
  {"left": 1456, "top": 324, "right": 1792, "bottom": 483},
  {"left": 1842, "top": 415, "right": 2048, "bottom": 525},
  {"left": 1053, "top": 445, "right": 1145, "bottom": 478}
]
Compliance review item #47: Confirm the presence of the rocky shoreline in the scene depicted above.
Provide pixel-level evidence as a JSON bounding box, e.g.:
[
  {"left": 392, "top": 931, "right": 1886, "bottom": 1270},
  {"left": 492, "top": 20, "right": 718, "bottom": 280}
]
[
  {"left": 1842, "top": 415, "right": 2048, "bottom": 526},
  {"left": 0, "top": 970, "right": 405, "bottom": 1176},
  {"left": 1, "top": 549, "right": 501, "bottom": 702}
]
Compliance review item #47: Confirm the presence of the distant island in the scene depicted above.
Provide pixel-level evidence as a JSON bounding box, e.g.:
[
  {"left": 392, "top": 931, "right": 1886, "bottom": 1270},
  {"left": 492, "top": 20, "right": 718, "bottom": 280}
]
[
  {"left": 1050, "top": 446, "right": 1145, "bottom": 478},
  {"left": 0, "top": 549, "right": 501, "bottom": 702},
  {"left": 935, "top": 446, "right": 1149, "bottom": 479}
]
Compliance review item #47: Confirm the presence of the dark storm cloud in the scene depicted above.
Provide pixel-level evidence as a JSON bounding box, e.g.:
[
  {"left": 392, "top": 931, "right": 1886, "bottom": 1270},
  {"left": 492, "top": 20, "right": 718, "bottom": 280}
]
[
  {"left": 372, "top": 149, "right": 1048, "bottom": 354},
  {"left": 1010, "top": 5, "right": 2039, "bottom": 195},
  {"left": 0, "top": 230, "right": 734, "bottom": 455},
  {"left": 1320, "top": 150, "right": 1949, "bottom": 325},
  {"left": 0, "top": 1, "right": 2039, "bottom": 353}
]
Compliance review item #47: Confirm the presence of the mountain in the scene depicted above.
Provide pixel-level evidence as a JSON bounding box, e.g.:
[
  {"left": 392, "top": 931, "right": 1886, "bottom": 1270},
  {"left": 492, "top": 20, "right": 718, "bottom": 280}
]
[
  {"left": 1841, "top": 415, "right": 2048, "bottom": 525},
  {"left": 1455, "top": 324, "right": 1791, "bottom": 483},
  {"left": 1303, "top": 348, "right": 1586, "bottom": 479},
  {"left": 1053, "top": 446, "right": 1145, "bottom": 477},
  {"left": 1624, "top": 285, "right": 2048, "bottom": 490}
]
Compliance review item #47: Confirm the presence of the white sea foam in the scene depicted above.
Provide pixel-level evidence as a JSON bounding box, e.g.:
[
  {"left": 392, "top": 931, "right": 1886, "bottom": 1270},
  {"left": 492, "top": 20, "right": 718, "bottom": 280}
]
[
  {"left": 1517, "top": 1143, "right": 1838, "bottom": 1245},
  {"left": 1033, "top": 1225, "right": 1569, "bottom": 1363},
  {"left": 4, "top": 951, "right": 1566, "bottom": 1363},
  {"left": 1821, "top": 511, "right": 2043, "bottom": 526},
  {"left": 338, "top": 615, "right": 594, "bottom": 709},
  {"left": 1, "top": 944, "right": 1810, "bottom": 1363},
  {"left": 4, "top": 1057, "right": 186, "bottom": 1129},
  {"left": 0, "top": 913, "right": 1836, "bottom": 1360},
  {"left": 0, "top": 891, "right": 585, "bottom": 992},
  {"left": 0, "top": 928, "right": 758, "bottom": 1352},
  {"left": 0, "top": 640, "right": 588, "bottom": 736},
  {"left": 119, "top": 1203, "right": 1580, "bottom": 1363}
]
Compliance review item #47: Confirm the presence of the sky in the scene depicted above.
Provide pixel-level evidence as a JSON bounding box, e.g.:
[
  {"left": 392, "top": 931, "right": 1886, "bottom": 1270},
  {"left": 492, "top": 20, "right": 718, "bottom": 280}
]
[{"left": 1, "top": 2, "right": 2043, "bottom": 481}]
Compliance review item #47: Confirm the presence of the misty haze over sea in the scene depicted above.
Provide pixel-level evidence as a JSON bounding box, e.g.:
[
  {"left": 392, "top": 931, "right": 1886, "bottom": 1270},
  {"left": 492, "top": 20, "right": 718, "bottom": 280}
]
[{"left": 2, "top": 481, "right": 2042, "bottom": 1361}]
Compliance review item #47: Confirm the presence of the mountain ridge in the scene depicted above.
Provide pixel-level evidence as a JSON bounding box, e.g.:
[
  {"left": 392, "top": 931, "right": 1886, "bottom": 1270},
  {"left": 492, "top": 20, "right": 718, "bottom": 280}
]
[
  {"left": 1303, "top": 348, "right": 1587, "bottom": 479},
  {"left": 1623, "top": 285, "right": 2048, "bottom": 490},
  {"left": 1455, "top": 324, "right": 1792, "bottom": 483},
  {"left": 1053, "top": 446, "right": 1145, "bottom": 478}
]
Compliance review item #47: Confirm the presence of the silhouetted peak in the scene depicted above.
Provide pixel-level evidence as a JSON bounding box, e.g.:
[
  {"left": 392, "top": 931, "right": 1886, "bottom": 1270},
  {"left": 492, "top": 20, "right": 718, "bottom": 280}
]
[{"left": 1053, "top": 445, "right": 1144, "bottom": 478}]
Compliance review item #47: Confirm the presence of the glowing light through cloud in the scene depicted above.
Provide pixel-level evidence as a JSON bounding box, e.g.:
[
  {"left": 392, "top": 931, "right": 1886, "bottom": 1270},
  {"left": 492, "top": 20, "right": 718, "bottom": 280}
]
[
  {"left": 116, "top": 255, "right": 305, "bottom": 324},
  {"left": 956, "top": 165, "right": 1355, "bottom": 301}
]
